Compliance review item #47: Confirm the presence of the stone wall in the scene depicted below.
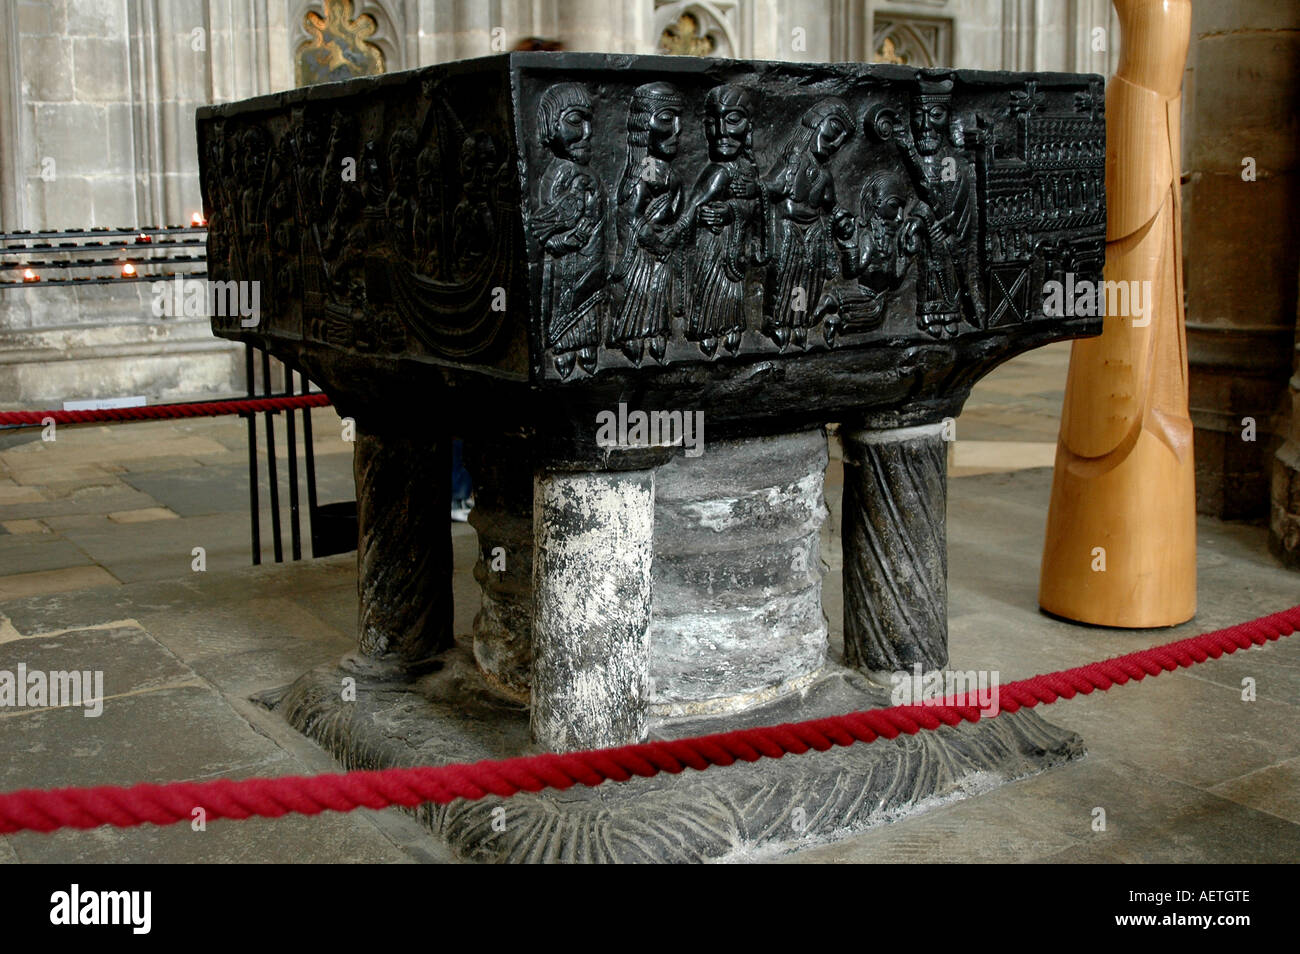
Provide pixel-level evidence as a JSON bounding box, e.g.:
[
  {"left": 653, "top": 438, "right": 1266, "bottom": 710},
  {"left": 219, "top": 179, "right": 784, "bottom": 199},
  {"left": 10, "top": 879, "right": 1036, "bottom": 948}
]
[{"left": 0, "top": 0, "right": 256, "bottom": 405}]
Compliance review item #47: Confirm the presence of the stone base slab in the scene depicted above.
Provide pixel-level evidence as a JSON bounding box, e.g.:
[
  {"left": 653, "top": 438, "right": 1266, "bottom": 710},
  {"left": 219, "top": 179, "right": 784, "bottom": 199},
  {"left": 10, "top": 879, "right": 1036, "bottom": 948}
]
[{"left": 260, "top": 640, "right": 1085, "bottom": 863}]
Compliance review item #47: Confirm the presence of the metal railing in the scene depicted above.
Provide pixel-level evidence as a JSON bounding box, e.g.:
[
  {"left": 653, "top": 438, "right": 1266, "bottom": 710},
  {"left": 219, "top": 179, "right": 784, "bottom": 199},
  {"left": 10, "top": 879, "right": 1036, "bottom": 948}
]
[{"left": 1, "top": 224, "right": 355, "bottom": 563}]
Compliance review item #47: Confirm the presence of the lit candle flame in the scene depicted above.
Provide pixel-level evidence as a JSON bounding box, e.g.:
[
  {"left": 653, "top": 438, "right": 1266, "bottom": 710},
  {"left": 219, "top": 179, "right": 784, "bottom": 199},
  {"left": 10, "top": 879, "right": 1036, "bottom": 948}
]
[
  {"left": 190, "top": 212, "right": 205, "bottom": 227},
  {"left": 22, "top": 268, "right": 38, "bottom": 282},
  {"left": 121, "top": 262, "right": 136, "bottom": 277}
]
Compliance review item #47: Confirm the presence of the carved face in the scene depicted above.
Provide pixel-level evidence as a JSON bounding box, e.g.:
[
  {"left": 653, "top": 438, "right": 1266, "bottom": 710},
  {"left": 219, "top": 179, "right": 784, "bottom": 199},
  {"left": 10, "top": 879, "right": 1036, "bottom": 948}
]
[
  {"left": 648, "top": 106, "right": 682, "bottom": 158},
  {"left": 391, "top": 146, "right": 416, "bottom": 193},
  {"left": 705, "top": 102, "right": 750, "bottom": 161},
  {"left": 861, "top": 170, "right": 908, "bottom": 239},
  {"left": 812, "top": 114, "right": 848, "bottom": 161},
  {"left": 874, "top": 192, "right": 905, "bottom": 234},
  {"left": 328, "top": 115, "right": 355, "bottom": 154},
  {"left": 243, "top": 130, "right": 268, "bottom": 179},
  {"left": 417, "top": 144, "right": 440, "bottom": 200},
  {"left": 554, "top": 106, "right": 592, "bottom": 163},
  {"left": 911, "top": 100, "right": 949, "bottom": 156},
  {"left": 299, "top": 118, "right": 325, "bottom": 163},
  {"left": 462, "top": 135, "right": 501, "bottom": 198}
]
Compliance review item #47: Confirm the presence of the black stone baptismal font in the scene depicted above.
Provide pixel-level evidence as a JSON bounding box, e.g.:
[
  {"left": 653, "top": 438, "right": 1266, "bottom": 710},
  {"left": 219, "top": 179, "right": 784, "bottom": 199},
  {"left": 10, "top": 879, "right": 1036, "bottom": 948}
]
[{"left": 199, "top": 52, "right": 1105, "bottom": 861}]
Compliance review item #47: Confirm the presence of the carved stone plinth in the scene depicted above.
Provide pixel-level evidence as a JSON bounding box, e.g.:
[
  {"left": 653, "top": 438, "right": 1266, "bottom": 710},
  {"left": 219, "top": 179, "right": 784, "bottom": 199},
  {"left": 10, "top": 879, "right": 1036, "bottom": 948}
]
[{"left": 263, "top": 641, "right": 1084, "bottom": 862}]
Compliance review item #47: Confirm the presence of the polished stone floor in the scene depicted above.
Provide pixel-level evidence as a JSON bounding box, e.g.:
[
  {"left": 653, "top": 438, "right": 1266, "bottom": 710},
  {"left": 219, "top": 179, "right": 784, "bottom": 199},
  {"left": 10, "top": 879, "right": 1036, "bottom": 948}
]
[{"left": 1, "top": 341, "right": 1297, "bottom": 863}]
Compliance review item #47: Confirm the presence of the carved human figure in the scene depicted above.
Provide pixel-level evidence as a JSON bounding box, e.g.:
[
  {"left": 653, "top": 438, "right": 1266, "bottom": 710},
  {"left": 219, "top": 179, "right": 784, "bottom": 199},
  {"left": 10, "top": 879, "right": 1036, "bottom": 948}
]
[
  {"left": 292, "top": 111, "right": 327, "bottom": 227},
  {"left": 202, "top": 128, "right": 230, "bottom": 277},
  {"left": 386, "top": 124, "right": 419, "bottom": 258},
  {"left": 682, "top": 84, "right": 765, "bottom": 357},
  {"left": 414, "top": 137, "right": 444, "bottom": 274},
  {"left": 895, "top": 78, "right": 985, "bottom": 338},
  {"left": 531, "top": 83, "right": 605, "bottom": 378},
  {"left": 762, "top": 98, "right": 854, "bottom": 349},
  {"left": 1039, "top": 0, "right": 1196, "bottom": 627},
  {"left": 609, "top": 82, "right": 686, "bottom": 366},
  {"left": 818, "top": 168, "right": 916, "bottom": 342},
  {"left": 452, "top": 132, "right": 503, "bottom": 267},
  {"left": 266, "top": 138, "right": 300, "bottom": 300},
  {"left": 320, "top": 112, "right": 356, "bottom": 214},
  {"left": 318, "top": 114, "right": 364, "bottom": 297},
  {"left": 239, "top": 126, "right": 272, "bottom": 285}
]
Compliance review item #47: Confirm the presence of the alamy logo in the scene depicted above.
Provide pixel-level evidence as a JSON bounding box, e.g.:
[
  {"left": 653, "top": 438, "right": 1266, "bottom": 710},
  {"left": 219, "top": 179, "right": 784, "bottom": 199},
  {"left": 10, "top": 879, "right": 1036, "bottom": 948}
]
[
  {"left": 889, "top": 664, "right": 1000, "bottom": 717},
  {"left": 1042, "top": 272, "right": 1153, "bottom": 326},
  {"left": 595, "top": 403, "right": 705, "bottom": 459},
  {"left": 0, "top": 664, "right": 104, "bottom": 717},
  {"left": 151, "top": 276, "right": 260, "bottom": 327},
  {"left": 50, "top": 885, "right": 151, "bottom": 934}
]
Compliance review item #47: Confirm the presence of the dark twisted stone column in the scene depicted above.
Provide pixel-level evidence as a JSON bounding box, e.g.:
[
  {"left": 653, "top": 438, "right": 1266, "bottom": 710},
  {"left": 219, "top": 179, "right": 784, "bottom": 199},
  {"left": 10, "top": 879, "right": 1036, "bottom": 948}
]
[
  {"left": 465, "top": 431, "right": 535, "bottom": 700},
  {"left": 840, "top": 422, "right": 948, "bottom": 680},
  {"left": 354, "top": 424, "right": 453, "bottom": 665}
]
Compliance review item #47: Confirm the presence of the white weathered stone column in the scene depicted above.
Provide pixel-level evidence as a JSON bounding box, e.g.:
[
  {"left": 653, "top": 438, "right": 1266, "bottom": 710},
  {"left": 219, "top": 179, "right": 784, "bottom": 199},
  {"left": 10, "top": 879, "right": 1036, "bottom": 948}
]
[{"left": 530, "top": 465, "right": 656, "bottom": 751}]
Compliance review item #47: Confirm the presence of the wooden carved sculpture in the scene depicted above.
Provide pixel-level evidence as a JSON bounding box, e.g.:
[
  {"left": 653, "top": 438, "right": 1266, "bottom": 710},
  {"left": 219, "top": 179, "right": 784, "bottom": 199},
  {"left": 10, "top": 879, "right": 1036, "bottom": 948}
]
[{"left": 1039, "top": 0, "right": 1195, "bottom": 627}]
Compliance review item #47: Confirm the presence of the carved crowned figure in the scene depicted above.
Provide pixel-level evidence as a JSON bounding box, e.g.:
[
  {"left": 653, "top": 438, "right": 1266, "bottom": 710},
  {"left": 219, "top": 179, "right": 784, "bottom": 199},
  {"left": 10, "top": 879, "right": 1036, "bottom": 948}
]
[
  {"left": 682, "top": 84, "right": 766, "bottom": 358},
  {"left": 609, "top": 82, "right": 687, "bottom": 366},
  {"left": 896, "top": 77, "right": 985, "bottom": 338},
  {"left": 531, "top": 82, "right": 606, "bottom": 378},
  {"left": 762, "top": 97, "right": 855, "bottom": 350}
]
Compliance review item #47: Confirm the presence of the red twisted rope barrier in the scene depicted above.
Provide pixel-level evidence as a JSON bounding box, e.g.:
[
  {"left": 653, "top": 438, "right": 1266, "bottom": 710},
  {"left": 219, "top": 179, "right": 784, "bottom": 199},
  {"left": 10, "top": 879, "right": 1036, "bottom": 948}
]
[
  {"left": 0, "top": 393, "right": 331, "bottom": 427},
  {"left": 1, "top": 604, "right": 1296, "bottom": 835}
]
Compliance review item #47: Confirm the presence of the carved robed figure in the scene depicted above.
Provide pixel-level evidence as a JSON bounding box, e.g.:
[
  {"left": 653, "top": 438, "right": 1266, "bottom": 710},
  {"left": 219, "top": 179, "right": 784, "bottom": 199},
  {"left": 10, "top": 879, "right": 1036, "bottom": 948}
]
[
  {"left": 682, "top": 84, "right": 766, "bottom": 358},
  {"left": 533, "top": 82, "right": 606, "bottom": 378},
  {"left": 762, "top": 97, "right": 855, "bottom": 350},
  {"left": 610, "top": 82, "right": 687, "bottom": 366}
]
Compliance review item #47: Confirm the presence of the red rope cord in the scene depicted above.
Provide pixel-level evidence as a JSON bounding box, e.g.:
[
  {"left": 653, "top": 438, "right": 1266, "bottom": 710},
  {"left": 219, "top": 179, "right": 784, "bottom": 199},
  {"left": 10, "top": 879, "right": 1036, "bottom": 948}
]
[
  {"left": 2, "top": 604, "right": 1296, "bottom": 835},
  {"left": 0, "top": 393, "right": 331, "bottom": 426}
]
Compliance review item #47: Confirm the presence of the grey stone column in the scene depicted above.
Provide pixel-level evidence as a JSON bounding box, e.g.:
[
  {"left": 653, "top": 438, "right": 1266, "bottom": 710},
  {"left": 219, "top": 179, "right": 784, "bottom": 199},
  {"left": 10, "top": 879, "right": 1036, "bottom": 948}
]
[
  {"left": 465, "top": 432, "right": 535, "bottom": 699},
  {"left": 840, "top": 421, "right": 948, "bottom": 682},
  {"left": 531, "top": 465, "right": 655, "bottom": 752},
  {"left": 355, "top": 426, "right": 453, "bottom": 665},
  {"left": 651, "top": 428, "right": 829, "bottom": 715}
]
